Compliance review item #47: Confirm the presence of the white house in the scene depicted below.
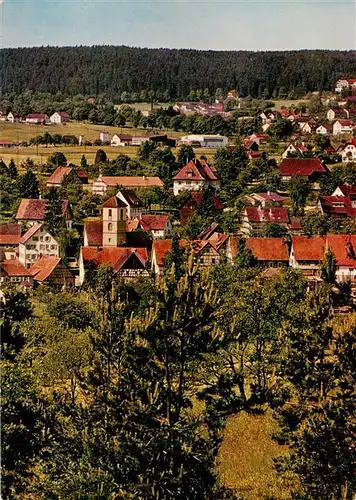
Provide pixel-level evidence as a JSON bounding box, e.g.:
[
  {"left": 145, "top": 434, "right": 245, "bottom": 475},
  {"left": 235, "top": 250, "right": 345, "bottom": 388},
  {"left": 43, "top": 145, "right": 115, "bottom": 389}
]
[
  {"left": 117, "top": 189, "right": 144, "bottom": 219},
  {"left": 341, "top": 139, "right": 356, "bottom": 163},
  {"left": 100, "top": 131, "right": 110, "bottom": 143},
  {"left": 333, "top": 120, "right": 354, "bottom": 136},
  {"left": 282, "top": 143, "right": 308, "bottom": 159},
  {"left": 7, "top": 111, "right": 20, "bottom": 123},
  {"left": 316, "top": 124, "right": 332, "bottom": 135},
  {"left": 178, "top": 134, "right": 228, "bottom": 148},
  {"left": 50, "top": 111, "right": 70, "bottom": 124},
  {"left": 19, "top": 223, "right": 60, "bottom": 267},
  {"left": 173, "top": 159, "right": 220, "bottom": 196},
  {"left": 260, "top": 111, "right": 280, "bottom": 124},
  {"left": 137, "top": 214, "right": 172, "bottom": 239},
  {"left": 289, "top": 236, "right": 325, "bottom": 276},
  {"left": 110, "top": 134, "right": 132, "bottom": 146},
  {"left": 327, "top": 109, "right": 349, "bottom": 121},
  {"left": 335, "top": 78, "right": 356, "bottom": 93}
]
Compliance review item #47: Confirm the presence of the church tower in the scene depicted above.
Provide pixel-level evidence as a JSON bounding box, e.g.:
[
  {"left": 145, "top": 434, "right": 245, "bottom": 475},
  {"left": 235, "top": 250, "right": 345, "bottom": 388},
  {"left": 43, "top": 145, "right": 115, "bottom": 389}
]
[{"left": 102, "top": 196, "right": 127, "bottom": 247}]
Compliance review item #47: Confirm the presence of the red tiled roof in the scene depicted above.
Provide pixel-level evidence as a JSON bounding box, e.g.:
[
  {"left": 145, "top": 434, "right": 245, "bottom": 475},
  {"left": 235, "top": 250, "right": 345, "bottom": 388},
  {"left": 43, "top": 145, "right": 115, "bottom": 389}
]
[
  {"left": 1, "top": 259, "right": 32, "bottom": 277},
  {"left": 246, "top": 237, "right": 289, "bottom": 261},
  {"left": 20, "top": 223, "right": 43, "bottom": 244},
  {"left": 174, "top": 159, "right": 217, "bottom": 182},
  {"left": 76, "top": 170, "right": 88, "bottom": 179},
  {"left": 190, "top": 192, "right": 224, "bottom": 210},
  {"left": 85, "top": 220, "right": 103, "bottom": 246},
  {"left": 291, "top": 236, "right": 326, "bottom": 261},
  {"left": 335, "top": 120, "right": 353, "bottom": 126},
  {"left": 82, "top": 246, "right": 148, "bottom": 272},
  {"left": 16, "top": 199, "right": 68, "bottom": 220},
  {"left": 337, "top": 184, "right": 356, "bottom": 196},
  {"left": 253, "top": 192, "right": 284, "bottom": 202},
  {"left": 0, "top": 224, "right": 21, "bottom": 245},
  {"left": 319, "top": 195, "right": 356, "bottom": 217},
  {"left": 139, "top": 214, "right": 169, "bottom": 231},
  {"left": 120, "top": 190, "right": 143, "bottom": 208},
  {"left": 47, "top": 167, "right": 73, "bottom": 185},
  {"left": 245, "top": 207, "right": 290, "bottom": 223},
  {"left": 29, "top": 256, "right": 62, "bottom": 281},
  {"left": 152, "top": 239, "right": 173, "bottom": 267},
  {"left": 126, "top": 219, "right": 140, "bottom": 232},
  {"left": 327, "top": 235, "right": 356, "bottom": 267},
  {"left": 99, "top": 176, "right": 164, "bottom": 188},
  {"left": 57, "top": 111, "right": 70, "bottom": 118},
  {"left": 26, "top": 113, "right": 47, "bottom": 119},
  {"left": 279, "top": 158, "right": 326, "bottom": 177},
  {"left": 102, "top": 196, "right": 126, "bottom": 209}
]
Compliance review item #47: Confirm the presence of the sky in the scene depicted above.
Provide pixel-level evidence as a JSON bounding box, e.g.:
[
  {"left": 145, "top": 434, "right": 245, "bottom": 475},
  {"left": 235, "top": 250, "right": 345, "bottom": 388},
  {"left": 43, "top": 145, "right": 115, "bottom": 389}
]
[{"left": 0, "top": 0, "right": 355, "bottom": 51}]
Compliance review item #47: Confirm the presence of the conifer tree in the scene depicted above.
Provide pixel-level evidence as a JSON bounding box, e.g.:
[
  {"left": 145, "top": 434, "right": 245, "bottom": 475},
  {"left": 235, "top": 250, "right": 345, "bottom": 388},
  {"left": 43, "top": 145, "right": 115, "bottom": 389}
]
[
  {"left": 0, "top": 159, "right": 8, "bottom": 175},
  {"left": 196, "top": 187, "right": 217, "bottom": 219},
  {"left": 44, "top": 187, "right": 66, "bottom": 236},
  {"left": 80, "top": 154, "right": 88, "bottom": 170},
  {"left": 94, "top": 148, "right": 107, "bottom": 165},
  {"left": 321, "top": 248, "right": 337, "bottom": 284},
  {"left": 8, "top": 158, "right": 18, "bottom": 179},
  {"left": 19, "top": 169, "right": 40, "bottom": 199}
]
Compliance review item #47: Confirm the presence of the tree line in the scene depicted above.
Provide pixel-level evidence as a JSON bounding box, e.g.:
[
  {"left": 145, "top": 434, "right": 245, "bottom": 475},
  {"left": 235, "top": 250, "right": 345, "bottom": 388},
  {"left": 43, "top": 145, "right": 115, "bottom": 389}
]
[{"left": 1, "top": 46, "right": 356, "bottom": 99}]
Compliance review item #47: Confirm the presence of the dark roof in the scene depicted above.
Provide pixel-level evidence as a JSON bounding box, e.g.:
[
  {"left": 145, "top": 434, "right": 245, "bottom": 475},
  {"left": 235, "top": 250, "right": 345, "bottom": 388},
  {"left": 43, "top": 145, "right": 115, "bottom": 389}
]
[
  {"left": 16, "top": 199, "right": 68, "bottom": 220},
  {"left": 102, "top": 196, "right": 127, "bottom": 209},
  {"left": 279, "top": 158, "right": 326, "bottom": 177}
]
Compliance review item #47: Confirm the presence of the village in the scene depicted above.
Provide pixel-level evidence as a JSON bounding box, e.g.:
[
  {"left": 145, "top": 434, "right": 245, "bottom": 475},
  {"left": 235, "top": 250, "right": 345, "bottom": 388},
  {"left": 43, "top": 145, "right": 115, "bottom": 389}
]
[{"left": 1, "top": 78, "right": 356, "bottom": 298}]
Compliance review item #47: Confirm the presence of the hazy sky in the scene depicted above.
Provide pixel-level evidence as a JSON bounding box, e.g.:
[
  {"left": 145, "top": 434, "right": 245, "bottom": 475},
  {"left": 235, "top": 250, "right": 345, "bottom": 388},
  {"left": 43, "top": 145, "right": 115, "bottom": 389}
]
[{"left": 1, "top": 0, "right": 355, "bottom": 50}]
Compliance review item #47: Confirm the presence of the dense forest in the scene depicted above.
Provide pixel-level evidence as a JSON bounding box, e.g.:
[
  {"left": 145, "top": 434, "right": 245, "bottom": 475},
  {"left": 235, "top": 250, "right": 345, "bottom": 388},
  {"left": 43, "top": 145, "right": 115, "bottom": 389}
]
[{"left": 1, "top": 46, "right": 356, "bottom": 100}]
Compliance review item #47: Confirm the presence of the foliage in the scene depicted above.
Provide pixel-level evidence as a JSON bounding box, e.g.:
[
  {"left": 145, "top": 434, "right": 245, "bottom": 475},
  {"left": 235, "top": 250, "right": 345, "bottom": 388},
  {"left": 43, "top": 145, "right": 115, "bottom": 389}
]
[
  {"left": 94, "top": 148, "right": 107, "bottom": 165},
  {"left": 288, "top": 175, "right": 311, "bottom": 216},
  {"left": 20, "top": 169, "right": 40, "bottom": 199},
  {"left": 196, "top": 187, "right": 218, "bottom": 219},
  {"left": 44, "top": 187, "right": 66, "bottom": 237},
  {"left": 320, "top": 249, "right": 337, "bottom": 284},
  {"left": 8, "top": 158, "right": 18, "bottom": 179}
]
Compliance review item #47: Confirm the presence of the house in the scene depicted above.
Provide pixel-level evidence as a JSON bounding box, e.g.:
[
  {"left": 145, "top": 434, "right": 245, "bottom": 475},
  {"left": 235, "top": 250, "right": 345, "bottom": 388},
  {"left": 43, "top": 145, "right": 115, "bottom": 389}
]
[
  {"left": 50, "top": 111, "right": 71, "bottom": 124},
  {"left": 316, "top": 124, "right": 333, "bottom": 135},
  {"left": 0, "top": 223, "right": 22, "bottom": 259},
  {"left": 177, "top": 135, "right": 228, "bottom": 148},
  {"left": 318, "top": 185, "right": 356, "bottom": 217},
  {"left": 282, "top": 143, "right": 309, "bottom": 159},
  {"left": 333, "top": 120, "right": 354, "bottom": 136},
  {"left": 241, "top": 207, "right": 290, "bottom": 236},
  {"left": 79, "top": 246, "right": 149, "bottom": 285},
  {"left": 326, "top": 109, "right": 349, "bottom": 121},
  {"left": 289, "top": 236, "right": 325, "bottom": 276},
  {"left": 0, "top": 140, "right": 18, "bottom": 148},
  {"left": 260, "top": 111, "right": 280, "bottom": 124},
  {"left": 25, "top": 113, "right": 49, "bottom": 125},
  {"left": 245, "top": 192, "right": 284, "bottom": 208},
  {"left": 226, "top": 90, "right": 240, "bottom": 100},
  {"left": 279, "top": 158, "right": 327, "bottom": 185},
  {"left": 0, "top": 259, "right": 33, "bottom": 287},
  {"left": 100, "top": 131, "right": 110, "bottom": 143},
  {"left": 179, "top": 191, "right": 224, "bottom": 225},
  {"left": 341, "top": 139, "right": 356, "bottom": 162},
  {"left": 111, "top": 134, "right": 132, "bottom": 146},
  {"left": 335, "top": 78, "right": 356, "bottom": 93},
  {"left": 46, "top": 167, "right": 87, "bottom": 188},
  {"left": 92, "top": 175, "right": 164, "bottom": 195},
  {"left": 290, "top": 234, "right": 356, "bottom": 283},
  {"left": 299, "top": 122, "right": 315, "bottom": 135},
  {"left": 173, "top": 159, "right": 220, "bottom": 196},
  {"left": 117, "top": 190, "right": 144, "bottom": 219},
  {"left": 227, "top": 237, "right": 289, "bottom": 268},
  {"left": 7, "top": 111, "right": 21, "bottom": 123},
  {"left": 29, "top": 255, "right": 75, "bottom": 287},
  {"left": 136, "top": 214, "right": 172, "bottom": 238},
  {"left": 248, "top": 133, "right": 269, "bottom": 145},
  {"left": 0, "top": 112, "right": 6, "bottom": 122},
  {"left": 151, "top": 237, "right": 226, "bottom": 278},
  {"left": 16, "top": 198, "right": 72, "bottom": 229},
  {"left": 18, "top": 223, "right": 60, "bottom": 267}
]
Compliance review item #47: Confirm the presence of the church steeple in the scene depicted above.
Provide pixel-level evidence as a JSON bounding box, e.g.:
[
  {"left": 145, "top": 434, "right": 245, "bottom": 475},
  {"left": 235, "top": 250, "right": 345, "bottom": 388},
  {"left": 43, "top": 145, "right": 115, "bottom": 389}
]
[{"left": 102, "top": 196, "right": 127, "bottom": 247}]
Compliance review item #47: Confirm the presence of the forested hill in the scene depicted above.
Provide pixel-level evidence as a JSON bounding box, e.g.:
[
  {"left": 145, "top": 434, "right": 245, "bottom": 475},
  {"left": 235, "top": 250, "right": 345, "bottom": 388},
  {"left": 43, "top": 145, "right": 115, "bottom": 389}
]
[{"left": 1, "top": 46, "right": 356, "bottom": 99}]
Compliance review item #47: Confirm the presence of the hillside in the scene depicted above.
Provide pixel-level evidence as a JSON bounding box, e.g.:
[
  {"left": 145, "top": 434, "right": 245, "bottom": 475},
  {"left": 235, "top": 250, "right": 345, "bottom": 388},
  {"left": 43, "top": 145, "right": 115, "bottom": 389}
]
[{"left": 1, "top": 46, "right": 356, "bottom": 99}]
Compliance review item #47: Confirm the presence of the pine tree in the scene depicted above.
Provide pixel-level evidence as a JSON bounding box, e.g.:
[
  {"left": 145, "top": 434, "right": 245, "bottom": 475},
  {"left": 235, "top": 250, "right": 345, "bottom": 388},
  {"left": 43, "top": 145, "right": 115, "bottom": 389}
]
[
  {"left": 321, "top": 249, "right": 337, "bottom": 284},
  {"left": 0, "top": 159, "right": 8, "bottom": 175},
  {"left": 164, "top": 233, "right": 185, "bottom": 280},
  {"left": 20, "top": 170, "right": 40, "bottom": 199},
  {"left": 80, "top": 154, "right": 88, "bottom": 170},
  {"left": 8, "top": 158, "right": 18, "bottom": 179},
  {"left": 44, "top": 187, "right": 66, "bottom": 236},
  {"left": 94, "top": 148, "right": 107, "bottom": 165},
  {"left": 235, "top": 239, "right": 255, "bottom": 268},
  {"left": 196, "top": 187, "right": 217, "bottom": 219}
]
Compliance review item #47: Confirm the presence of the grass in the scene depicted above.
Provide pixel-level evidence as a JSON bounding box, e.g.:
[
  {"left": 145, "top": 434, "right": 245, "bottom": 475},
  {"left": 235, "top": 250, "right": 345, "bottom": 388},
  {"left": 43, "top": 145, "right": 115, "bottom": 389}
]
[
  {"left": 272, "top": 99, "right": 309, "bottom": 111},
  {"left": 218, "top": 410, "right": 295, "bottom": 499}
]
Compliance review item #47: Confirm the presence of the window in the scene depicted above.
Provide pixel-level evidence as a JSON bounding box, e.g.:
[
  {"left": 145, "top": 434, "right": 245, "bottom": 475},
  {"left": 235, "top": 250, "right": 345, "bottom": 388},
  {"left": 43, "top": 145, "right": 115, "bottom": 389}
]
[
  {"left": 45, "top": 236, "right": 50, "bottom": 242},
  {"left": 108, "top": 223, "right": 113, "bottom": 231},
  {"left": 40, "top": 244, "right": 45, "bottom": 250},
  {"left": 108, "top": 238, "right": 111, "bottom": 243},
  {"left": 32, "top": 236, "right": 39, "bottom": 241},
  {"left": 40, "top": 236, "right": 43, "bottom": 241},
  {"left": 108, "top": 209, "right": 112, "bottom": 219},
  {"left": 46, "top": 245, "right": 50, "bottom": 250},
  {"left": 51, "top": 245, "right": 57, "bottom": 250}
]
